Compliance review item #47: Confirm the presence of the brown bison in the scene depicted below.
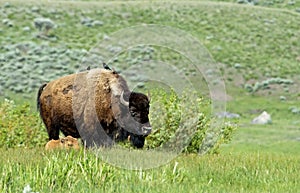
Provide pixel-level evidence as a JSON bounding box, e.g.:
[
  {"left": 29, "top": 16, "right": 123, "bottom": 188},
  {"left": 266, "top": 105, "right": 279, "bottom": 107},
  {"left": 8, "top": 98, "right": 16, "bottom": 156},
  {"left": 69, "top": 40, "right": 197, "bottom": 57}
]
[
  {"left": 37, "top": 68, "right": 151, "bottom": 148},
  {"left": 45, "top": 135, "right": 81, "bottom": 150}
]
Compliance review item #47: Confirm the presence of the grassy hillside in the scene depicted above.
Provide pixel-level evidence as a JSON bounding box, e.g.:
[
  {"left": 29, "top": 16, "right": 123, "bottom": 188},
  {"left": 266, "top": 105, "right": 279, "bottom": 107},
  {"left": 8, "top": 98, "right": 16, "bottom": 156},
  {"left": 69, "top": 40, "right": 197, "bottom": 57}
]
[
  {"left": 0, "top": 0, "right": 300, "bottom": 192},
  {"left": 210, "top": 0, "right": 300, "bottom": 11},
  {"left": 0, "top": 0, "right": 299, "bottom": 97}
]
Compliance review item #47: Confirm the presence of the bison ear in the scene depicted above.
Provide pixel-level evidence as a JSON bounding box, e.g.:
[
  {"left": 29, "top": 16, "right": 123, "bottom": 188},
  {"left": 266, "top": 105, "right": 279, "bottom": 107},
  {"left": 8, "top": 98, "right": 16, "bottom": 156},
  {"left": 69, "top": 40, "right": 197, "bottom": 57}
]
[{"left": 120, "top": 91, "right": 129, "bottom": 106}]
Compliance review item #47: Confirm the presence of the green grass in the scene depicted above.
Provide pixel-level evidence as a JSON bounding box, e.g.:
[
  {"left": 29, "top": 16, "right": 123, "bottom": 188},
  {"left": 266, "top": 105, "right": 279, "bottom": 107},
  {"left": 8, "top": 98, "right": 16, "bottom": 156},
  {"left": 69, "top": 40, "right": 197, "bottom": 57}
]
[
  {"left": 1, "top": 148, "right": 300, "bottom": 193},
  {"left": 1, "top": 0, "right": 300, "bottom": 192},
  {"left": 224, "top": 94, "right": 300, "bottom": 154},
  {"left": 1, "top": 0, "right": 299, "bottom": 86},
  {"left": 209, "top": 0, "right": 300, "bottom": 10}
]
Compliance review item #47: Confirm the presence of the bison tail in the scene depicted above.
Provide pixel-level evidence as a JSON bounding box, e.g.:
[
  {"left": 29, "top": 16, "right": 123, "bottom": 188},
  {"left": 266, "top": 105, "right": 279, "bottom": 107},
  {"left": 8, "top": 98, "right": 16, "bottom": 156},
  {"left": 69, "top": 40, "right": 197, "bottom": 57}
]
[{"left": 37, "top": 83, "right": 47, "bottom": 111}]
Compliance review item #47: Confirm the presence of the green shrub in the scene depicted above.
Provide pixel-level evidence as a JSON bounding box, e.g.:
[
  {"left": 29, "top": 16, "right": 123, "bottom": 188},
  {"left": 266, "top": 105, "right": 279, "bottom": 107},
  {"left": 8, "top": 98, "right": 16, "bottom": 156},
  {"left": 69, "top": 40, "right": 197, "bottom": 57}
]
[
  {"left": 0, "top": 92, "right": 235, "bottom": 153},
  {"left": 205, "top": 122, "right": 237, "bottom": 154},
  {"left": 244, "top": 77, "right": 294, "bottom": 93},
  {"left": 146, "top": 89, "right": 236, "bottom": 154},
  {"left": 0, "top": 99, "right": 47, "bottom": 148}
]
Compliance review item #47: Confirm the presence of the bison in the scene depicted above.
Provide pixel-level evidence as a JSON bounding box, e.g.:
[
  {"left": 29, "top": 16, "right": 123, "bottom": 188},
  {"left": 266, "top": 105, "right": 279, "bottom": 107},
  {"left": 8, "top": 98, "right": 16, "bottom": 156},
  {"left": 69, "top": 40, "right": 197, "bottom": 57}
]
[
  {"left": 45, "top": 135, "right": 81, "bottom": 150},
  {"left": 37, "top": 68, "right": 151, "bottom": 148}
]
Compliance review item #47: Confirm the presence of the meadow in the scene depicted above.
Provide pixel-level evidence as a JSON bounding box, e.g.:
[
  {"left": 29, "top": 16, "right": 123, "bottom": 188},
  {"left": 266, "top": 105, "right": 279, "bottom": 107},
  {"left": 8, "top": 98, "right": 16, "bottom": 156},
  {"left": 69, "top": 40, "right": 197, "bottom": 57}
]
[{"left": 0, "top": 0, "right": 300, "bottom": 192}]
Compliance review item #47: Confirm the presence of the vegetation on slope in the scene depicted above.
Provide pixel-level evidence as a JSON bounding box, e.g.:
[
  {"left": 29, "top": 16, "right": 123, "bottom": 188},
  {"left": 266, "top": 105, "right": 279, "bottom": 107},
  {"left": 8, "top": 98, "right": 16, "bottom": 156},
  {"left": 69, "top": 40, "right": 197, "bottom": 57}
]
[{"left": 0, "top": 0, "right": 299, "bottom": 192}]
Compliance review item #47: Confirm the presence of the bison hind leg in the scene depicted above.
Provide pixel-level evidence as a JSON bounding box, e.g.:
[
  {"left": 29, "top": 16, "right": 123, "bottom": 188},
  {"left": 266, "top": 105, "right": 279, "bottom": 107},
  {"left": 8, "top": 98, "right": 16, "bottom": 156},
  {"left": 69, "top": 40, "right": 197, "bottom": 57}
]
[
  {"left": 60, "top": 127, "right": 81, "bottom": 139},
  {"left": 47, "top": 123, "right": 60, "bottom": 140}
]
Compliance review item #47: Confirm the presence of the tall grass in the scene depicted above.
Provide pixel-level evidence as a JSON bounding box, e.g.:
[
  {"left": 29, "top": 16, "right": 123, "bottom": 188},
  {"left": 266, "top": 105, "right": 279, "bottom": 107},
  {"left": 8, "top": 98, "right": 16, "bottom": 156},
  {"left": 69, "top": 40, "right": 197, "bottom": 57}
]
[{"left": 1, "top": 148, "right": 299, "bottom": 193}]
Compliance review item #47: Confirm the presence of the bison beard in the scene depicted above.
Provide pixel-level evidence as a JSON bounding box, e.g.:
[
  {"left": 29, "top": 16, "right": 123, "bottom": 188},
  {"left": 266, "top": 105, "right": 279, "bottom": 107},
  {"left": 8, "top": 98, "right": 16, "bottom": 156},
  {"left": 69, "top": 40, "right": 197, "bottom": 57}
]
[
  {"left": 114, "top": 128, "right": 145, "bottom": 148},
  {"left": 37, "top": 69, "right": 151, "bottom": 148}
]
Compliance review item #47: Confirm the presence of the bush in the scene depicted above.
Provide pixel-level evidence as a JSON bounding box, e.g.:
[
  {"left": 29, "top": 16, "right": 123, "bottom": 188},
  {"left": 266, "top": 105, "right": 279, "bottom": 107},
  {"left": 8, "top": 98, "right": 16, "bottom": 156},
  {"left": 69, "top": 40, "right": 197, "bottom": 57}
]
[
  {"left": 0, "top": 92, "right": 236, "bottom": 154},
  {"left": 244, "top": 77, "right": 294, "bottom": 93},
  {"left": 33, "top": 18, "right": 55, "bottom": 36},
  {"left": 0, "top": 99, "right": 47, "bottom": 148},
  {"left": 145, "top": 89, "right": 236, "bottom": 154}
]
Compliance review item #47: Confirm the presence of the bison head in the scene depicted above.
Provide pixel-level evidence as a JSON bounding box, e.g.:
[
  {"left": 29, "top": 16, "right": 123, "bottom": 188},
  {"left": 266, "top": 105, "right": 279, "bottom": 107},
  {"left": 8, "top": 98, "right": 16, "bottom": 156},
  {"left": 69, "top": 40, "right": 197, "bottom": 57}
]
[{"left": 116, "top": 91, "right": 151, "bottom": 148}]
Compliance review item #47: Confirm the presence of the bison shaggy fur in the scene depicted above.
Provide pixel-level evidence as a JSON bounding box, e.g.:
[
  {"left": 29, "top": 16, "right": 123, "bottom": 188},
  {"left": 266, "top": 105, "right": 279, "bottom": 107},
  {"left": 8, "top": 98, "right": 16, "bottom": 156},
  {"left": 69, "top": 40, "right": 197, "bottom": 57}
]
[{"left": 38, "top": 69, "right": 151, "bottom": 148}]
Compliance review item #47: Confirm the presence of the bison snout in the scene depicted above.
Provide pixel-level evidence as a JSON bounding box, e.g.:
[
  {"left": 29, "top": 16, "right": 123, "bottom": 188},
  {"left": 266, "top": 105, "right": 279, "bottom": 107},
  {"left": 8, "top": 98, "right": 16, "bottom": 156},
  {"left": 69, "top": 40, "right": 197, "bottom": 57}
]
[
  {"left": 142, "top": 126, "right": 152, "bottom": 136},
  {"left": 67, "top": 142, "right": 73, "bottom": 147}
]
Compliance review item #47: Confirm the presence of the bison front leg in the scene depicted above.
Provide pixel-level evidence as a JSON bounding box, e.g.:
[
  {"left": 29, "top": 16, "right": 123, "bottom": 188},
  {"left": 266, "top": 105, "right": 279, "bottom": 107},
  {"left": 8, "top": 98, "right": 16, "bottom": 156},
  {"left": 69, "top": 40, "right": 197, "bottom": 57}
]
[{"left": 129, "top": 134, "right": 145, "bottom": 148}]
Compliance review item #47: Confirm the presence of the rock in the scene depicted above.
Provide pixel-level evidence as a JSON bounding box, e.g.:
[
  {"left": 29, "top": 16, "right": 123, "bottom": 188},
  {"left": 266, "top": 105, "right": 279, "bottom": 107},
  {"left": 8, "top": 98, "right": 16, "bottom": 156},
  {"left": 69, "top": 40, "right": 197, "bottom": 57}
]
[
  {"left": 2, "top": 19, "right": 10, "bottom": 25},
  {"left": 23, "top": 26, "right": 31, "bottom": 32},
  {"left": 2, "top": 19, "right": 13, "bottom": 27},
  {"left": 92, "top": 20, "right": 103, "bottom": 26},
  {"left": 103, "top": 34, "right": 110, "bottom": 40},
  {"left": 279, "top": 96, "right": 286, "bottom": 101},
  {"left": 31, "top": 6, "right": 40, "bottom": 12},
  {"left": 216, "top": 112, "right": 240, "bottom": 119},
  {"left": 251, "top": 111, "right": 272, "bottom": 124},
  {"left": 289, "top": 107, "right": 300, "bottom": 114},
  {"left": 234, "top": 63, "right": 242, "bottom": 69},
  {"left": 4, "top": 2, "right": 11, "bottom": 8},
  {"left": 80, "top": 17, "right": 93, "bottom": 27}
]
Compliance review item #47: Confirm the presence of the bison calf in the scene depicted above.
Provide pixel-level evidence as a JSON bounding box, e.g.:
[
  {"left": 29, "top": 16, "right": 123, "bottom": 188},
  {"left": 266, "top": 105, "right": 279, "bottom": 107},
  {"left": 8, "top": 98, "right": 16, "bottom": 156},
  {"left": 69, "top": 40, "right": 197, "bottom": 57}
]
[{"left": 45, "top": 136, "right": 80, "bottom": 150}]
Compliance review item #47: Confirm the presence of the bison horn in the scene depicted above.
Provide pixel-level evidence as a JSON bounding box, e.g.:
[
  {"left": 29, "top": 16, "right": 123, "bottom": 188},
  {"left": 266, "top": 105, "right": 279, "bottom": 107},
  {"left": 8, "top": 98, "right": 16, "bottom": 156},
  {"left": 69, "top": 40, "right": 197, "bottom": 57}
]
[
  {"left": 120, "top": 91, "right": 129, "bottom": 106},
  {"left": 147, "top": 90, "right": 151, "bottom": 102}
]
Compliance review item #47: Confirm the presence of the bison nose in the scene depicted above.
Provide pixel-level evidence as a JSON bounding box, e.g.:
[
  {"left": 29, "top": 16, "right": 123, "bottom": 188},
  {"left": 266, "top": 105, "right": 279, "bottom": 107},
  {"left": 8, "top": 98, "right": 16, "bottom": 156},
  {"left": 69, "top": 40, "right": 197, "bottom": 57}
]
[{"left": 142, "top": 126, "right": 152, "bottom": 135}]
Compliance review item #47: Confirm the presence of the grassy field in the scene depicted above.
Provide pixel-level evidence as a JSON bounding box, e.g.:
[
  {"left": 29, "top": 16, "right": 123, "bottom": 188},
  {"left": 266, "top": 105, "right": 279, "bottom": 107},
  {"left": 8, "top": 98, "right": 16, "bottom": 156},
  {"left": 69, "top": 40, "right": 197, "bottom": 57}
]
[
  {"left": 1, "top": 148, "right": 300, "bottom": 193},
  {"left": 0, "top": 0, "right": 300, "bottom": 192}
]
